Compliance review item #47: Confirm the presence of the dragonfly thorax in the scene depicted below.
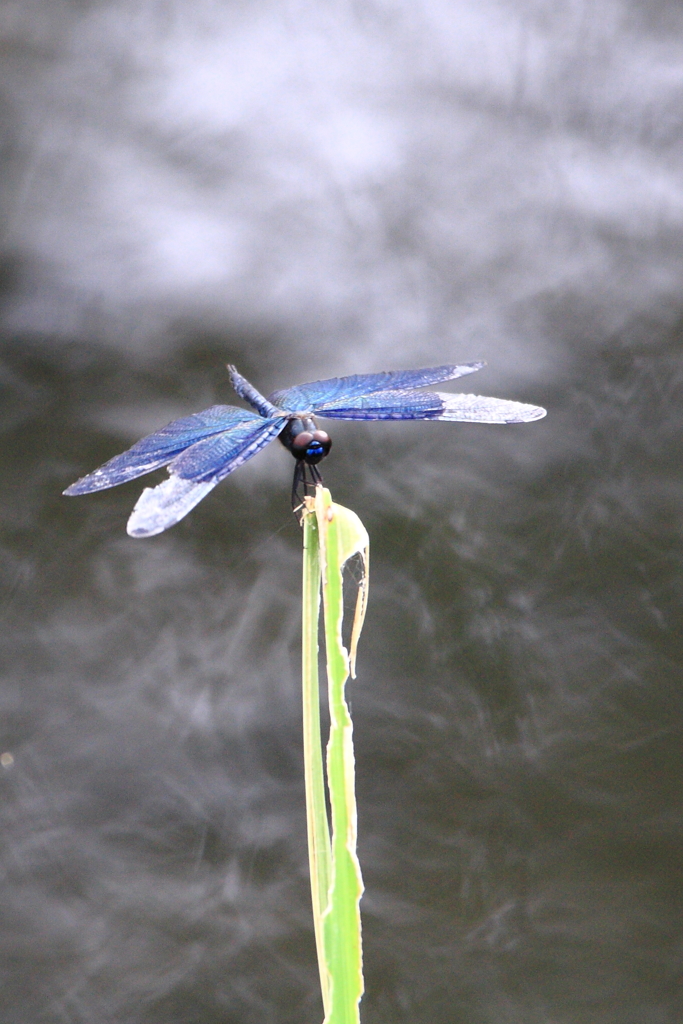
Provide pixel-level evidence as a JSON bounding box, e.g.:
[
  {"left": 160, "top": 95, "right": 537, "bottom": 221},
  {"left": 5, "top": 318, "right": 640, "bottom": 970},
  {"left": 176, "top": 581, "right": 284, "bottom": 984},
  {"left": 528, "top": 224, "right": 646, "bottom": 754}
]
[{"left": 279, "top": 416, "right": 332, "bottom": 465}]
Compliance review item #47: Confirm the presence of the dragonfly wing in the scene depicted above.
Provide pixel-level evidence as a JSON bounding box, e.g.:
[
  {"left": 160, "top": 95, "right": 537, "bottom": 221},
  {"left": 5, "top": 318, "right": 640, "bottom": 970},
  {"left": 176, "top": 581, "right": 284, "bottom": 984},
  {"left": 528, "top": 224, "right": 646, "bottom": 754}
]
[
  {"left": 126, "top": 417, "right": 287, "bottom": 537},
  {"left": 64, "top": 406, "right": 262, "bottom": 494},
  {"left": 314, "top": 390, "right": 448, "bottom": 419},
  {"left": 169, "top": 417, "right": 286, "bottom": 482},
  {"left": 433, "top": 393, "right": 547, "bottom": 423},
  {"left": 127, "top": 477, "right": 220, "bottom": 538},
  {"left": 314, "top": 389, "right": 546, "bottom": 423},
  {"left": 269, "top": 363, "right": 484, "bottom": 412}
]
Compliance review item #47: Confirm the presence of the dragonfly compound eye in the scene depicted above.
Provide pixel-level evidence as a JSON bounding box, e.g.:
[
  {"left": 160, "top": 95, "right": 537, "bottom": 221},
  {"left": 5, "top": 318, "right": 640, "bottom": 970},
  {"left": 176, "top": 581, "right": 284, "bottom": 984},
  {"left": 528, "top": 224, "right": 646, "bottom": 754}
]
[{"left": 291, "top": 430, "right": 331, "bottom": 464}]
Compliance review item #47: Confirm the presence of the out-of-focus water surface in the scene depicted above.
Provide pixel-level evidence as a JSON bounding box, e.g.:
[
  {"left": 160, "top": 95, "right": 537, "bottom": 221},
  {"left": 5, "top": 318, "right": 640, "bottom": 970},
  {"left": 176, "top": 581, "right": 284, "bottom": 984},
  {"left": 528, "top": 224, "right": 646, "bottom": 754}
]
[{"left": 2, "top": 2, "right": 682, "bottom": 1022}]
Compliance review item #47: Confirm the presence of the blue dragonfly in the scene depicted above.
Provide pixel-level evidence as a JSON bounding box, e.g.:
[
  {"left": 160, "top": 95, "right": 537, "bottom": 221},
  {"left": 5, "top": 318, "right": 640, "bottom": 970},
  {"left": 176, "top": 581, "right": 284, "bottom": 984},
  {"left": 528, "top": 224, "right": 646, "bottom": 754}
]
[{"left": 64, "top": 362, "right": 546, "bottom": 537}]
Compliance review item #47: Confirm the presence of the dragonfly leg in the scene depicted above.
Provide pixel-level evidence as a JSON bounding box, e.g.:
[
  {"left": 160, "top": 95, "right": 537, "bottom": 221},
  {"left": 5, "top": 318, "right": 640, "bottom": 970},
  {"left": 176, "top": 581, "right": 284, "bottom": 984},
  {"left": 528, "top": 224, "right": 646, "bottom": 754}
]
[
  {"left": 291, "top": 460, "right": 304, "bottom": 511},
  {"left": 291, "top": 461, "right": 325, "bottom": 521}
]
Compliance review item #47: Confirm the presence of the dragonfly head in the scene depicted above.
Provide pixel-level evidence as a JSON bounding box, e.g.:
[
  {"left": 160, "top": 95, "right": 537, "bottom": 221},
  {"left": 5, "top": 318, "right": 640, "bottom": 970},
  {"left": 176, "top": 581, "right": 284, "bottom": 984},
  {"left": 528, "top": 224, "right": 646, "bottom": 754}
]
[{"left": 279, "top": 416, "right": 332, "bottom": 465}]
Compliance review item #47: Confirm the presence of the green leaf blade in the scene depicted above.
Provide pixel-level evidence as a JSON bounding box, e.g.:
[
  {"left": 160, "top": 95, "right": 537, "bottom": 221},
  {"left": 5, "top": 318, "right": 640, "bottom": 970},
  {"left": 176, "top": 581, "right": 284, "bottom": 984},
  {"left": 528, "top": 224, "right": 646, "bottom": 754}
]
[{"left": 314, "top": 488, "right": 368, "bottom": 1024}]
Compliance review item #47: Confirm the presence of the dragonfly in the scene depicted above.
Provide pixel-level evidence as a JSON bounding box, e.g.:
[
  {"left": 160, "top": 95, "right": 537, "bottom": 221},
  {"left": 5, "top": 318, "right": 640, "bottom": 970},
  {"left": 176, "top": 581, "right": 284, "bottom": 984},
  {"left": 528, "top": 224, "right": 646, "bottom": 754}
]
[{"left": 64, "top": 361, "right": 546, "bottom": 537}]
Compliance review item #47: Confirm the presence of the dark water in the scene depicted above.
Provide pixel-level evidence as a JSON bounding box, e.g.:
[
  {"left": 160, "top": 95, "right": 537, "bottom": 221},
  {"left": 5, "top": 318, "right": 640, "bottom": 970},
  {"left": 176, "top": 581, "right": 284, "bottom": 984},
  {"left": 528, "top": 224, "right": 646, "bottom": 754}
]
[{"left": 2, "top": 3, "right": 683, "bottom": 1022}]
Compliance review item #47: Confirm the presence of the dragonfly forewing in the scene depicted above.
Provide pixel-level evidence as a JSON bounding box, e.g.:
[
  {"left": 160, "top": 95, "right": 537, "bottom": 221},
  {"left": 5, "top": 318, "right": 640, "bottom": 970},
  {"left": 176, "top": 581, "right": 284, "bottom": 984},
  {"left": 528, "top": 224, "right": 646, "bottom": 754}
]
[
  {"left": 269, "top": 363, "right": 484, "bottom": 412},
  {"left": 63, "top": 405, "right": 263, "bottom": 494}
]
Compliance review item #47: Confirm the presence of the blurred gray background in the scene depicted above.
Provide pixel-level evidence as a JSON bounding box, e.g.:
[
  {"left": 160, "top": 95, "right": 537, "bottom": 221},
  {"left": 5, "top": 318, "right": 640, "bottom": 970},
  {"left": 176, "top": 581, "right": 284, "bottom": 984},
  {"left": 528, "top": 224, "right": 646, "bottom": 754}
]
[{"left": 1, "top": 1, "right": 682, "bottom": 1022}]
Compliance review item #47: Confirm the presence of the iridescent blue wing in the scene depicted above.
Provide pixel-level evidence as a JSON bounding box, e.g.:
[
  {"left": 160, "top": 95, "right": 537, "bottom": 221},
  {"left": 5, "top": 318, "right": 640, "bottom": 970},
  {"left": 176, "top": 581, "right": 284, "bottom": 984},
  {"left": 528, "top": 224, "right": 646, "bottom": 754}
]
[
  {"left": 63, "top": 405, "right": 264, "bottom": 494},
  {"left": 311, "top": 389, "right": 547, "bottom": 423},
  {"left": 168, "top": 417, "right": 286, "bottom": 482},
  {"left": 268, "top": 363, "right": 484, "bottom": 413},
  {"left": 126, "top": 417, "right": 286, "bottom": 537}
]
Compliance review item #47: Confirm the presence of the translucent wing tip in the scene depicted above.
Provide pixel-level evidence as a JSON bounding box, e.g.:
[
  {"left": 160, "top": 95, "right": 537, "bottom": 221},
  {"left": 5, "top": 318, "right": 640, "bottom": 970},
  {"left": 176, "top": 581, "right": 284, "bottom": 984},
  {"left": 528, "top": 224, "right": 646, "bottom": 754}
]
[
  {"left": 508, "top": 403, "right": 547, "bottom": 423},
  {"left": 126, "top": 476, "right": 217, "bottom": 538},
  {"left": 436, "top": 393, "right": 547, "bottom": 424}
]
